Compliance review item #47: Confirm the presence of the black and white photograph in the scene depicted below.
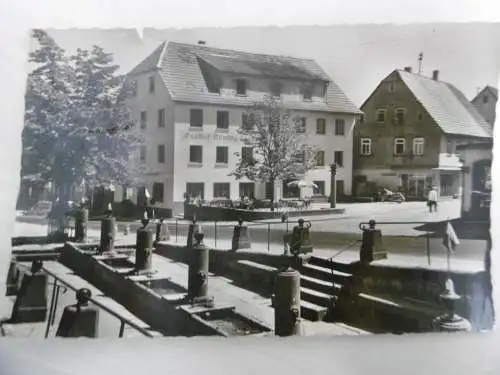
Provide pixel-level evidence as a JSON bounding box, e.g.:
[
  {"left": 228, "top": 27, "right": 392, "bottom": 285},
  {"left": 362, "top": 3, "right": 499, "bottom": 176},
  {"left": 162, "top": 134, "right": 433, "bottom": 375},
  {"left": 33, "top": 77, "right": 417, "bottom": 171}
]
[{"left": 0, "top": 2, "right": 498, "bottom": 370}]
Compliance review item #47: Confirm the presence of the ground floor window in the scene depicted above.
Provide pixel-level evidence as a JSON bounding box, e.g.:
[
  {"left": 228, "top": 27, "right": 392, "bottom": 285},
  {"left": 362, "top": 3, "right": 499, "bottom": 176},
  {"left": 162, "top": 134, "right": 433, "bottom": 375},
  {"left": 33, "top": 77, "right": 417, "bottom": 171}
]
[
  {"left": 239, "top": 182, "right": 255, "bottom": 199},
  {"left": 403, "top": 175, "right": 433, "bottom": 197},
  {"left": 186, "top": 182, "right": 205, "bottom": 199},
  {"left": 282, "top": 179, "right": 300, "bottom": 198},
  {"left": 152, "top": 182, "right": 164, "bottom": 203},
  {"left": 213, "top": 182, "right": 230, "bottom": 198},
  {"left": 313, "top": 180, "right": 325, "bottom": 195}
]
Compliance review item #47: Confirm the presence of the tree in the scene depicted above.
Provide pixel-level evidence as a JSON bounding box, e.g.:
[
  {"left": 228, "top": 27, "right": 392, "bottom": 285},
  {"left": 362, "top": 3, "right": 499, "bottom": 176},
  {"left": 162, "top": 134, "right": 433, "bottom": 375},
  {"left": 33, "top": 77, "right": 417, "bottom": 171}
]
[
  {"left": 231, "top": 96, "right": 318, "bottom": 210},
  {"left": 22, "top": 29, "right": 144, "bottom": 207}
]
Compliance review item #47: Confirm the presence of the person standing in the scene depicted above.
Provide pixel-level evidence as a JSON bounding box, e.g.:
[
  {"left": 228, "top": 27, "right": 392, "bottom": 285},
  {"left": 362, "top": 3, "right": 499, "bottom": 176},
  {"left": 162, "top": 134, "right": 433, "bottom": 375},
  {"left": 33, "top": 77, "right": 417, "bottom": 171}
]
[{"left": 427, "top": 186, "right": 438, "bottom": 212}]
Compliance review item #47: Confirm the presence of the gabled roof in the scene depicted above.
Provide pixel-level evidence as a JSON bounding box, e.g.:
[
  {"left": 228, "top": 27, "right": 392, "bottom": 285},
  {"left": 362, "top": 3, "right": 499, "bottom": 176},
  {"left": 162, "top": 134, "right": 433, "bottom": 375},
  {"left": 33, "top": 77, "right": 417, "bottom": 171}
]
[
  {"left": 394, "top": 70, "right": 492, "bottom": 138},
  {"left": 127, "top": 41, "right": 361, "bottom": 115},
  {"left": 472, "top": 85, "right": 498, "bottom": 103}
]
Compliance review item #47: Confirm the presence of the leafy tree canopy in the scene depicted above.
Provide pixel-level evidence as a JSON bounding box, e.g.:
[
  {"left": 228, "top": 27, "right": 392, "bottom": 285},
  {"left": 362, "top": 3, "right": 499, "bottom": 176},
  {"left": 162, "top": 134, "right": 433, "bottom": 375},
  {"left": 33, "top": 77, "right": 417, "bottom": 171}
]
[{"left": 22, "top": 29, "right": 143, "bottom": 200}]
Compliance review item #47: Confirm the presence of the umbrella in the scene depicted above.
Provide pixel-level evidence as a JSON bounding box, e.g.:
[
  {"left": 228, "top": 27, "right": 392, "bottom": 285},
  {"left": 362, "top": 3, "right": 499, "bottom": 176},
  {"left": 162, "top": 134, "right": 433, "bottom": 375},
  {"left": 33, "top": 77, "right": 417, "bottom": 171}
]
[{"left": 287, "top": 180, "right": 318, "bottom": 189}]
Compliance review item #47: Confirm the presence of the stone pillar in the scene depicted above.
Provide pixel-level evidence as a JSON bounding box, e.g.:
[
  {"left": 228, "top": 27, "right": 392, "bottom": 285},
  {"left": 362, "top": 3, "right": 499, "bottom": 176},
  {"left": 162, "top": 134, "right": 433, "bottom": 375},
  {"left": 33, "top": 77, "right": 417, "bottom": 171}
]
[
  {"left": 74, "top": 207, "right": 88, "bottom": 243},
  {"left": 187, "top": 219, "right": 202, "bottom": 249},
  {"left": 273, "top": 267, "right": 302, "bottom": 336},
  {"left": 231, "top": 218, "right": 251, "bottom": 251},
  {"left": 359, "top": 220, "right": 387, "bottom": 264},
  {"left": 433, "top": 278, "right": 472, "bottom": 332},
  {"left": 187, "top": 232, "right": 210, "bottom": 303},
  {"left": 99, "top": 205, "right": 115, "bottom": 254},
  {"left": 330, "top": 163, "right": 337, "bottom": 208},
  {"left": 135, "top": 223, "right": 153, "bottom": 273},
  {"left": 10, "top": 260, "right": 47, "bottom": 323},
  {"left": 56, "top": 288, "right": 99, "bottom": 338},
  {"left": 154, "top": 218, "right": 170, "bottom": 244}
]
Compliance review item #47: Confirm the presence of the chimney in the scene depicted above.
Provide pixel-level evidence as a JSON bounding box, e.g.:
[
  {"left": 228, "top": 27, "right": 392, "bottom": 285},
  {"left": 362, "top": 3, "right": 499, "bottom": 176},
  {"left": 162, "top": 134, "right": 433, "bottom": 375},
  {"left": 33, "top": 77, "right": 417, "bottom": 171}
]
[
  {"left": 432, "top": 70, "right": 439, "bottom": 81},
  {"left": 198, "top": 40, "right": 206, "bottom": 45},
  {"left": 404, "top": 66, "right": 413, "bottom": 73}
]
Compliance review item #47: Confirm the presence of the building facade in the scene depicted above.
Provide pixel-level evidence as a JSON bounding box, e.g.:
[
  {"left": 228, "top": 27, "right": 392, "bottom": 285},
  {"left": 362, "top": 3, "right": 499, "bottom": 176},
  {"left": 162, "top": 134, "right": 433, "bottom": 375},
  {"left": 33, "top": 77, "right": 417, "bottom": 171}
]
[
  {"left": 471, "top": 85, "right": 497, "bottom": 127},
  {"left": 353, "top": 67, "right": 493, "bottom": 198},
  {"left": 125, "top": 41, "right": 361, "bottom": 215},
  {"left": 457, "top": 141, "right": 492, "bottom": 219}
]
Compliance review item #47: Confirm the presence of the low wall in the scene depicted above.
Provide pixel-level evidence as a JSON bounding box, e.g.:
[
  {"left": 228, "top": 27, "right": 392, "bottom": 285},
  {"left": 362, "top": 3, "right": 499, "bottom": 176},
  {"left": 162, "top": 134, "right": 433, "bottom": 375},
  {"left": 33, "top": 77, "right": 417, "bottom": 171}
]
[
  {"left": 183, "top": 204, "right": 344, "bottom": 222},
  {"left": 340, "top": 261, "right": 489, "bottom": 333}
]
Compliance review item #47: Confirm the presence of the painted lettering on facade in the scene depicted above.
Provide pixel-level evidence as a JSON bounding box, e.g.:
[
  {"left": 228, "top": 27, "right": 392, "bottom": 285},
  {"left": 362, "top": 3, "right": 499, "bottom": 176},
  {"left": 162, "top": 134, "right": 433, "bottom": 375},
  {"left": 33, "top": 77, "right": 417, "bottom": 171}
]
[{"left": 183, "top": 132, "right": 245, "bottom": 142}]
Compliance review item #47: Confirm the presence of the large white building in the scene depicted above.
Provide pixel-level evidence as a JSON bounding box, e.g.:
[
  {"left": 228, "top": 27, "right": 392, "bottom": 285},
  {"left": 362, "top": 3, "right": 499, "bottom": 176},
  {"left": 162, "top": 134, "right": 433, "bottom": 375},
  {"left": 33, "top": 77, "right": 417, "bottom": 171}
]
[{"left": 124, "top": 41, "right": 361, "bottom": 216}]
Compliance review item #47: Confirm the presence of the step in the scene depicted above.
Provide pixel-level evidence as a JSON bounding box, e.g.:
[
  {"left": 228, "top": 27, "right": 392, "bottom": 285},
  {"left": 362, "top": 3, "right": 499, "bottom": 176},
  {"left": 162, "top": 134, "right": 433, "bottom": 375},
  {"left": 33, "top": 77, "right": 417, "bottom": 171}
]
[
  {"left": 300, "top": 274, "right": 341, "bottom": 296},
  {"left": 300, "top": 300, "right": 328, "bottom": 322},
  {"left": 300, "top": 263, "right": 351, "bottom": 285},
  {"left": 308, "top": 256, "right": 356, "bottom": 274},
  {"left": 301, "top": 286, "right": 336, "bottom": 308}
]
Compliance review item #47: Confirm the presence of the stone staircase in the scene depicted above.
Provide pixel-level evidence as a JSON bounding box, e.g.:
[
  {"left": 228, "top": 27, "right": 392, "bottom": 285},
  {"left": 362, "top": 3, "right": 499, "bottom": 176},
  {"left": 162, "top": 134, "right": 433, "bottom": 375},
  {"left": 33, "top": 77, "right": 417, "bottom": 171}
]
[{"left": 298, "top": 256, "right": 355, "bottom": 322}]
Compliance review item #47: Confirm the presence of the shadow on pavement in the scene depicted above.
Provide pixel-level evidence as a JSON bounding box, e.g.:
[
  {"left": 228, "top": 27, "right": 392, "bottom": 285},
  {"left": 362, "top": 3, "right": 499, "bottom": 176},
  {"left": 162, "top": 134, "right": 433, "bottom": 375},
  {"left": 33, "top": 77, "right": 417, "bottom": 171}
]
[{"left": 413, "top": 218, "right": 490, "bottom": 240}]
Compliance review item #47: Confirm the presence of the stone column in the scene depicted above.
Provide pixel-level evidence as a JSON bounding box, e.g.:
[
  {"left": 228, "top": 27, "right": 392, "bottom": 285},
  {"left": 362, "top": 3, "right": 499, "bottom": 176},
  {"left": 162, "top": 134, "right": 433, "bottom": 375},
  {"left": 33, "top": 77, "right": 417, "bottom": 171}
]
[
  {"left": 135, "top": 222, "right": 153, "bottom": 273},
  {"left": 187, "top": 232, "right": 210, "bottom": 303},
  {"left": 330, "top": 163, "right": 337, "bottom": 208},
  {"left": 273, "top": 267, "right": 302, "bottom": 336}
]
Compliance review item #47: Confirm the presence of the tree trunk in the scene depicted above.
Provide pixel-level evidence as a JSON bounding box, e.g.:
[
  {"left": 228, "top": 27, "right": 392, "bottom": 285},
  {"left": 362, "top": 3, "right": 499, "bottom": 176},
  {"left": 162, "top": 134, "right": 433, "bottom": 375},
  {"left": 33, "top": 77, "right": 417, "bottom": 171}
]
[{"left": 269, "top": 178, "right": 275, "bottom": 212}]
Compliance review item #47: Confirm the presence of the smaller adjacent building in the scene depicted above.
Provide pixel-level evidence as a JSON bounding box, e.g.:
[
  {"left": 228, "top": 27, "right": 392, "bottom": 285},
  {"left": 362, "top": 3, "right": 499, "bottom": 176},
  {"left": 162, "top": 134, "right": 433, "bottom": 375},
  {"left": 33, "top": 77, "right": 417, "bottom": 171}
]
[
  {"left": 353, "top": 67, "right": 493, "bottom": 199},
  {"left": 471, "top": 85, "right": 497, "bottom": 127},
  {"left": 457, "top": 141, "right": 492, "bottom": 220}
]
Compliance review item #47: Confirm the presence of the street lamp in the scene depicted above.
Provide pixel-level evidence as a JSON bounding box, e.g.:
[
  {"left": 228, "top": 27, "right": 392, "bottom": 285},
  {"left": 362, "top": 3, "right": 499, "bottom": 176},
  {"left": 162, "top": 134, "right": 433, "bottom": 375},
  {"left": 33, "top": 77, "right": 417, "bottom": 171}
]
[{"left": 330, "top": 163, "right": 337, "bottom": 209}]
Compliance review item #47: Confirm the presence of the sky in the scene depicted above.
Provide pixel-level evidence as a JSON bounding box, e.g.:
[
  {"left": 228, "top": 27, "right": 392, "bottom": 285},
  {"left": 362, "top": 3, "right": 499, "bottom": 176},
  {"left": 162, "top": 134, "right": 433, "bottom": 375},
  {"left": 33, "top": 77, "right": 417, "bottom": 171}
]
[{"left": 38, "top": 23, "right": 500, "bottom": 107}]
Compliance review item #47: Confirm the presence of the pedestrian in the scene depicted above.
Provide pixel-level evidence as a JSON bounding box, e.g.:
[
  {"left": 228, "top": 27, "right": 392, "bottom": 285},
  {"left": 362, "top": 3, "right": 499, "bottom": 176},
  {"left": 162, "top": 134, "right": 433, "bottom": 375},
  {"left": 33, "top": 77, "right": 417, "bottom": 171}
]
[{"left": 427, "top": 186, "right": 438, "bottom": 213}]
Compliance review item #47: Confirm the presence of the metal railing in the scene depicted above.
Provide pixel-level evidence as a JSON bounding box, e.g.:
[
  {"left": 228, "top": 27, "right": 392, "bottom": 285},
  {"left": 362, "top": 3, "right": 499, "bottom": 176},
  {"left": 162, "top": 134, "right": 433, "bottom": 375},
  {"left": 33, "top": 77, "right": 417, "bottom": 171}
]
[{"left": 14, "top": 263, "right": 156, "bottom": 339}]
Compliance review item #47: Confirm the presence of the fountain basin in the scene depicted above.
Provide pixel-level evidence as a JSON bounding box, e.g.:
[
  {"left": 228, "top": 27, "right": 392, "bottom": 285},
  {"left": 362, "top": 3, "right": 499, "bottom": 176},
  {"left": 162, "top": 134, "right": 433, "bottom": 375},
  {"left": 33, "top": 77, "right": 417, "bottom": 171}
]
[
  {"left": 137, "top": 278, "right": 186, "bottom": 297},
  {"left": 188, "top": 305, "right": 271, "bottom": 337}
]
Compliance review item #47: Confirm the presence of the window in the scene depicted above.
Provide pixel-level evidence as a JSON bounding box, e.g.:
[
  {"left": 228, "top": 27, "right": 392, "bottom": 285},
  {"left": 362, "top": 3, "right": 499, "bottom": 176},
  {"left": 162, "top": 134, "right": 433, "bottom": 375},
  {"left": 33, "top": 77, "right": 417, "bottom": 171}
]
[
  {"left": 296, "top": 117, "right": 306, "bottom": 133},
  {"left": 241, "top": 146, "right": 253, "bottom": 163},
  {"left": 213, "top": 183, "right": 230, "bottom": 198},
  {"left": 239, "top": 182, "right": 255, "bottom": 198},
  {"left": 376, "top": 109, "right": 386, "bottom": 123},
  {"left": 315, "top": 150, "right": 325, "bottom": 166},
  {"left": 140, "top": 145, "right": 146, "bottom": 161},
  {"left": 140, "top": 111, "right": 147, "bottom": 129},
  {"left": 395, "top": 108, "right": 405, "bottom": 125},
  {"left": 413, "top": 138, "right": 425, "bottom": 155},
  {"left": 417, "top": 113, "right": 423, "bottom": 121},
  {"left": 360, "top": 138, "right": 372, "bottom": 156},
  {"left": 217, "top": 111, "right": 229, "bottom": 129},
  {"left": 157, "top": 144, "right": 165, "bottom": 163},
  {"left": 190, "top": 109, "right": 203, "bottom": 128},
  {"left": 158, "top": 108, "right": 165, "bottom": 128},
  {"left": 189, "top": 145, "right": 203, "bottom": 163},
  {"left": 316, "top": 118, "right": 326, "bottom": 134},
  {"left": 483, "top": 95, "right": 489, "bottom": 104},
  {"left": 394, "top": 138, "right": 406, "bottom": 155},
  {"left": 152, "top": 182, "right": 164, "bottom": 203},
  {"left": 388, "top": 82, "right": 395, "bottom": 93},
  {"left": 270, "top": 81, "right": 283, "bottom": 97},
  {"left": 149, "top": 76, "right": 155, "bottom": 94},
  {"left": 335, "top": 119, "right": 345, "bottom": 135},
  {"left": 236, "top": 79, "right": 247, "bottom": 95},
  {"left": 216, "top": 146, "right": 229, "bottom": 164},
  {"left": 334, "top": 151, "right": 344, "bottom": 167},
  {"left": 302, "top": 87, "right": 312, "bottom": 101},
  {"left": 242, "top": 113, "right": 252, "bottom": 130},
  {"left": 313, "top": 181, "right": 325, "bottom": 195},
  {"left": 295, "top": 151, "right": 305, "bottom": 164},
  {"left": 186, "top": 183, "right": 204, "bottom": 199},
  {"left": 446, "top": 141, "right": 455, "bottom": 154}
]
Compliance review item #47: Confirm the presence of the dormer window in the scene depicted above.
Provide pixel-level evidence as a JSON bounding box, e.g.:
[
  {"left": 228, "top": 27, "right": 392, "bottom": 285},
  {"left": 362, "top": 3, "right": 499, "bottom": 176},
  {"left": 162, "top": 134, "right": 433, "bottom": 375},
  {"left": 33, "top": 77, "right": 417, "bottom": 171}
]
[
  {"left": 236, "top": 79, "right": 247, "bottom": 95},
  {"left": 270, "top": 81, "right": 283, "bottom": 97},
  {"left": 302, "top": 87, "right": 312, "bottom": 101}
]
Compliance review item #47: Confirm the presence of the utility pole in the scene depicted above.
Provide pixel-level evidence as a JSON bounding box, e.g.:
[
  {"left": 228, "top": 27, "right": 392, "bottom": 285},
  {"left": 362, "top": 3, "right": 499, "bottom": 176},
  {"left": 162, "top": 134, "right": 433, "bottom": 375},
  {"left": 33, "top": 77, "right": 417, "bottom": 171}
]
[{"left": 418, "top": 52, "right": 424, "bottom": 74}]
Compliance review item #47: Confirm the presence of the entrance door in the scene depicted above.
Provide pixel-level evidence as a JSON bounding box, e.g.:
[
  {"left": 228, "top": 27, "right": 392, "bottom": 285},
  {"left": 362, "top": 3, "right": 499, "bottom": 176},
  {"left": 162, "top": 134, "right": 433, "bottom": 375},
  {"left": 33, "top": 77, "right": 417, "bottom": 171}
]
[{"left": 335, "top": 180, "right": 344, "bottom": 199}]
